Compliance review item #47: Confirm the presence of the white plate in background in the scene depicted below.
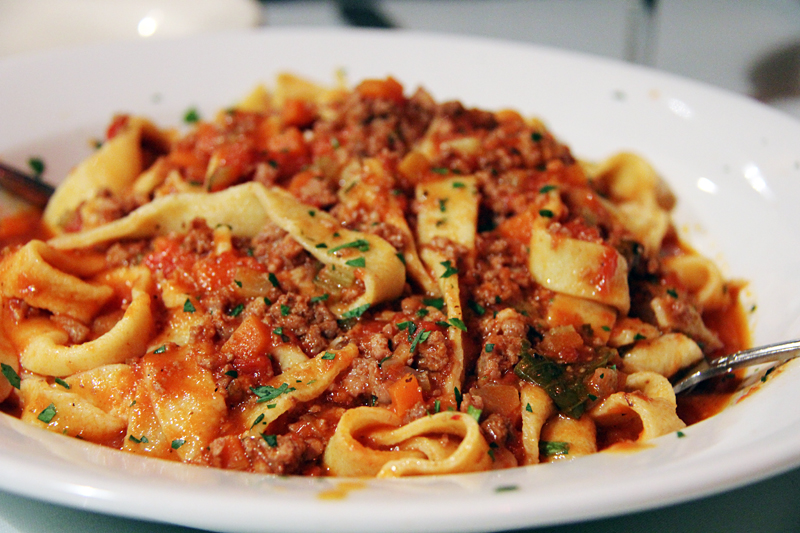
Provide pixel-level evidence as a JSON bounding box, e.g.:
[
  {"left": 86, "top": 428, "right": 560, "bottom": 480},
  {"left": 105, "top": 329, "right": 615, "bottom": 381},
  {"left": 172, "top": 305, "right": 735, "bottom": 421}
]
[
  {"left": 1, "top": 28, "right": 800, "bottom": 533},
  {"left": 0, "top": 0, "right": 261, "bottom": 57}
]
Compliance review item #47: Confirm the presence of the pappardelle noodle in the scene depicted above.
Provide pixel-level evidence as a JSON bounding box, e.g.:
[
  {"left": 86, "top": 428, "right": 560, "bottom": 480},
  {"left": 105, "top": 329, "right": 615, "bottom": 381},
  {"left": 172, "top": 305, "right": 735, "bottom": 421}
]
[{"left": 0, "top": 74, "right": 747, "bottom": 476}]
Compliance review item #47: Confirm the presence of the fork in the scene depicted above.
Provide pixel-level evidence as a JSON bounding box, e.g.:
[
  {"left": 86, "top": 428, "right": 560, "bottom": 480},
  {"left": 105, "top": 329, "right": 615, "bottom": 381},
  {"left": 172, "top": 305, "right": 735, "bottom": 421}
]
[
  {"left": 0, "top": 161, "right": 55, "bottom": 208},
  {"left": 672, "top": 338, "right": 800, "bottom": 394}
]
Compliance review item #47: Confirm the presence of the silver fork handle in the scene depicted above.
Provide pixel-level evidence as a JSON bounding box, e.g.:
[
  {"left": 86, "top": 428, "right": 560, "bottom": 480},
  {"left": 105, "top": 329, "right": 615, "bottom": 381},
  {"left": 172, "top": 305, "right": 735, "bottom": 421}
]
[{"left": 673, "top": 339, "right": 800, "bottom": 394}]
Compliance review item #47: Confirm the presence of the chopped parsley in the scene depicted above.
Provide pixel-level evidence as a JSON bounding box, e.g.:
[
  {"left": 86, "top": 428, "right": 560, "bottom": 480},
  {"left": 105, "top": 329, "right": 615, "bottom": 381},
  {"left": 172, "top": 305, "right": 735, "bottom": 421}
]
[
  {"left": 251, "top": 382, "right": 296, "bottom": 403},
  {"left": 225, "top": 369, "right": 238, "bottom": 378},
  {"left": 268, "top": 273, "right": 281, "bottom": 288},
  {"left": 1, "top": 363, "right": 20, "bottom": 389},
  {"left": 37, "top": 403, "right": 57, "bottom": 424},
  {"left": 667, "top": 288, "right": 679, "bottom": 298},
  {"left": 454, "top": 387, "right": 463, "bottom": 410},
  {"left": 467, "top": 405, "right": 482, "bottom": 423},
  {"left": 439, "top": 260, "right": 459, "bottom": 278},
  {"left": 280, "top": 304, "right": 291, "bottom": 316},
  {"left": 329, "top": 239, "right": 370, "bottom": 254},
  {"left": 409, "top": 328, "right": 431, "bottom": 355},
  {"left": 28, "top": 156, "right": 45, "bottom": 177},
  {"left": 485, "top": 343, "right": 495, "bottom": 353},
  {"left": 345, "top": 257, "right": 366, "bottom": 268},
  {"left": 531, "top": 132, "right": 543, "bottom": 142},
  {"left": 539, "top": 441, "right": 570, "bottom": 457},
  {"left": 423, "top": 297, "right": 444, "bottom": 310},
  {"left": 262, "top": 434, "right": 279, "bottom": 448},
  {"left": 538, "top": 209, "right": 554, "bottom": 218},
  {"left": 447, "top": 317, "right": 467, "bottom": 332},
  {"left": 341, "top": 303, "right": 370, "bottom": 319},
  {"left": 468, "top": 300, "right": 485, "bottom": 316},
  {"left": 227, "top": 304, "right": 245, "bottom": 317},
  {"left": 54, "top": 377, "right": 70, "bottom": 389},
  {"left": 452, "top": 182, "right": 466, "bottom": 189},
  {"left": 183, "top": 298, "right": 196, "bottom": 313},
  {"left": 310, "top": 293, "right": 329, "bottom": 303},
  {"left": 129, "top": 434, "right": 150, "bottom": 444},
  {"left": 171, "top": 439, "right": 186, "bottom": 449},
  {"left": 251, "top": 413, "right": 265, "bottom": 429},
  {"left": 321, "top": 351, "right": 336, "bottom": 360},
  {"left": 183, "top": 107, "right": 200, "bottom": 123},
  {"left": 273, "top": 327, "right": 289, "bottom": 342},
  {"left": 153, "top": 345, "right": 167, "bottom": 354}
]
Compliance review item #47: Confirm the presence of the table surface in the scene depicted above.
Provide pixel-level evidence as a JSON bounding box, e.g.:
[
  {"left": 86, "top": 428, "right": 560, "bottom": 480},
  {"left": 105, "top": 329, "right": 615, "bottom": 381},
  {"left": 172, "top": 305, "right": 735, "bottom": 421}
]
[{"left": 1, "top": 1, "right": 800, "bottom": 531}]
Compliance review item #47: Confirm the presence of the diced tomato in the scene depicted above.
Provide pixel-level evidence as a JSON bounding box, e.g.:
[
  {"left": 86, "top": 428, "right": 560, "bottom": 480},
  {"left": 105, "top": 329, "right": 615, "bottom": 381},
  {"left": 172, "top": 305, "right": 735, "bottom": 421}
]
[
  {"left": 192, "top": 251, "right": 265, "bottom": 293},
  {"left": 266, "top": 127, "right": 310, "bottom": 178},
  {"left": 105, "top": 114, "right": 130, "bottom": 140},
  {"left": 589, "top": 247, "right": 619, "bottom": 296},
  {"left": 143, "top": 237, "right": 195, "bottom": 279}
]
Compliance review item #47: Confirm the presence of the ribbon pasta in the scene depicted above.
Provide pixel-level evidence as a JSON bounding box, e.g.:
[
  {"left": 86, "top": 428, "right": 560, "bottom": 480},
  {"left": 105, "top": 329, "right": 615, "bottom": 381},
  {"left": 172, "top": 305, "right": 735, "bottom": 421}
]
[{"left": 0, "top": 74, "right": 749, "bottom": 477}]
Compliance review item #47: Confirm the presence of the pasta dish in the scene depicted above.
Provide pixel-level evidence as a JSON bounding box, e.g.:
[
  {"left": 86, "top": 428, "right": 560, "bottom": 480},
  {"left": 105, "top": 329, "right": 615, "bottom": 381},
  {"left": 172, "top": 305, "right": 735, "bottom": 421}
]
[{"left": 0, "top": 74, "right": 747, "bottom": 477}]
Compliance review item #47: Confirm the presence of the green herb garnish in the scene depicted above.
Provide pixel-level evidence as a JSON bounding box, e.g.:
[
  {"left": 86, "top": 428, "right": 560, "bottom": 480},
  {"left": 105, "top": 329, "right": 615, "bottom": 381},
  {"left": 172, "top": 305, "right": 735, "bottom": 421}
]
[{"left": 37, "top": 403, "right": 57, "bottom": 424}]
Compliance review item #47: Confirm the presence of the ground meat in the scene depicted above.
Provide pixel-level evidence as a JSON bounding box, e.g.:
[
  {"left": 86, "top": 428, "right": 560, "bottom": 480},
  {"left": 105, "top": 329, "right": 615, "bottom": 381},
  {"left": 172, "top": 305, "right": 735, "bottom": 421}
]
[
  {"left": 250, "top": 223, "right": 310, "bottom": 272},
  {"left": 268, "top": 293, "right": 340, "bottom": 356},
  {"left": 415, "top": 329, "right": 448, "bottom": 372},
  {"left": 51, "top": 314, "right": 90, "bottom": 344},
  {"left": 468, "top": 233, "right": 531, "bottom": 309},
  {"left": 651, "top": 295, "right": 723, "bottom": 353},
  {"left": 76, "top": 189, "right": 125, "bottom": 230},
  {"left": 181, "top": 218, "right": 215, "bottom": 255},
  {"left": 209, "top": 434, "right": 307, "bottom": 475},
  {"left": 475, "top": 309, "right": 529, "bottom": 383},
  {"left": 481, "top": 412, "right": 512, "bottom": 445},
  {"left": 105, "top": 241, "right": 148, "bottom": 268},
  {"left": 331, "top": 357, "right": 385, "bottom": 406},
  {"left": 289, "top": 173, "right": 338, "bottom": 208}
]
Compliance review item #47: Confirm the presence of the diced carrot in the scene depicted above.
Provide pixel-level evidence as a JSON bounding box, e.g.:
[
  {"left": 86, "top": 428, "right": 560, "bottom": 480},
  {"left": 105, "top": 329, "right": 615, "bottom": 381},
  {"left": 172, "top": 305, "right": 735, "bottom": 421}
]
[
  {"left": 497, "top": 207, "right": 537, "bottom": 245},
  {"left": 389, "top": 373, "right": 423, "bottom": 416},
  {"left": 281, "top": 98, "right": 317, "bottom": 128},
  {"left": 356, "top": 77, "right": 405, "bottom": 105}
]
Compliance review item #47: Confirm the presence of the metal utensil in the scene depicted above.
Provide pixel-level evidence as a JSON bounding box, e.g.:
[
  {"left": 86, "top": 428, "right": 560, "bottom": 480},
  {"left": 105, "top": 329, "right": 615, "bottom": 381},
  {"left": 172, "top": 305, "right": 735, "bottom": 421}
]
[
  {"left": 0, "top": 162, "right": 55, "bottom": 208},
  {"left": 672, "top": 339, "right": 800, "bottom": 394}
]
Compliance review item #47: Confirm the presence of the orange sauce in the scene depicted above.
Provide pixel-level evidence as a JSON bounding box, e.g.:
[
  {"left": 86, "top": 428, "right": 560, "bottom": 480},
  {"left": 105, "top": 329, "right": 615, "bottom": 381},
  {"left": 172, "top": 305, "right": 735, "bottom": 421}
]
[{"left": 676, "top": 286, "right": 751, "bottom": 425}]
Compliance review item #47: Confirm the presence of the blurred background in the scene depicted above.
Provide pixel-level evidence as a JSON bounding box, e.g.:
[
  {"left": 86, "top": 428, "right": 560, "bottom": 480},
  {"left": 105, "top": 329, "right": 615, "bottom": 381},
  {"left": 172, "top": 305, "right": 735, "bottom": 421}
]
[{"left": 1, "top": 0, "right": 800, "bottom": 119}]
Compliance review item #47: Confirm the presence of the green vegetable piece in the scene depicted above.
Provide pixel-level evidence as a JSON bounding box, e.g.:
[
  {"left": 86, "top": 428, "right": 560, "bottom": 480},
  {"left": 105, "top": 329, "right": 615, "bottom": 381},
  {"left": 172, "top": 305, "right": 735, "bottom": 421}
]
[
  {"left": 341, "top": 303, "right": 370, "bottom": 319},
  {"left": 1, "top": 363, "right": 20, "bottom": 389},
  {"left": 539, "top": 440, "right": 570, "bottom": 457},
  {"left": 37, "top": 403, "right": 57, "bottom": 424}
]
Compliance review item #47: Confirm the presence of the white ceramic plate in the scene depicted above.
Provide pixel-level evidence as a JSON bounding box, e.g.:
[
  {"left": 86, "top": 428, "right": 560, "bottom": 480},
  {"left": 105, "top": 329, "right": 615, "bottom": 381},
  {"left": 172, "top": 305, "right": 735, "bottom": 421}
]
[{"left": 1, "top": 28, "right": 800, "bottom": 533}]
